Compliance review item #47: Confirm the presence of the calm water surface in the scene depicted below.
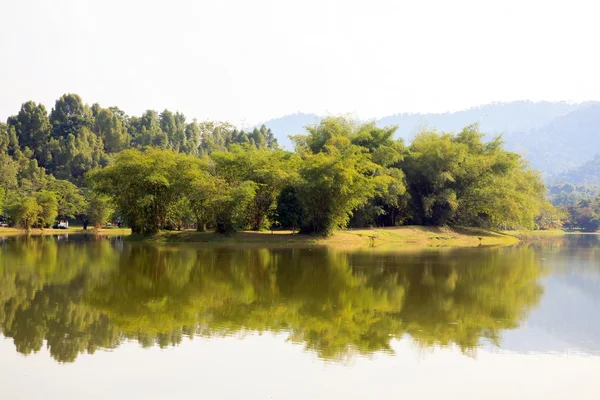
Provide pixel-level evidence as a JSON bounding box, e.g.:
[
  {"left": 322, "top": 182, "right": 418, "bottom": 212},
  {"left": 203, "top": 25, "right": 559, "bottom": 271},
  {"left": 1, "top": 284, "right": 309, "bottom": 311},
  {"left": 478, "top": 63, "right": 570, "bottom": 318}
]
[{"left": 1, "top": 234, "right": 599, "bottom": 399}]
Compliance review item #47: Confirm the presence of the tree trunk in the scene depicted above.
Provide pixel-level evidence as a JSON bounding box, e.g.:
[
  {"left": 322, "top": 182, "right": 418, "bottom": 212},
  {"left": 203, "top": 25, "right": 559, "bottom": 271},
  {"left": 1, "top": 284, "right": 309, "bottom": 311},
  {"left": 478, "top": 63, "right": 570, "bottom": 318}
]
[{"left": 196, "top": 218, "right": 206, "bottom": 232}]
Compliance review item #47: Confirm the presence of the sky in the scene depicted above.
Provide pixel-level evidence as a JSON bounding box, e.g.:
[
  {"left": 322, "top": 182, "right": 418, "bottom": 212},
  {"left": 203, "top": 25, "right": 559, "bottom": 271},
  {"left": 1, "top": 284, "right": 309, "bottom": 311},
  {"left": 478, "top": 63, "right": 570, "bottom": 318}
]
[{"left": 1, "top": 0, "right": 599, "bottom": 126}]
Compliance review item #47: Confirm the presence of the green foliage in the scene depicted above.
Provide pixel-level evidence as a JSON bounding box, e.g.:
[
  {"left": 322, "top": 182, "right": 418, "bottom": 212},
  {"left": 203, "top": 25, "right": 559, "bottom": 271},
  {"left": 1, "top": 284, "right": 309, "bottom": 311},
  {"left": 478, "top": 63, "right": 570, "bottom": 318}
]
[
  {"left": 403, "top": 125, "right": 547, "bottom": 229},
  {"left": 0, "top": 185, "right": 4, "bottom": 215},
  {"left": 562, "top": 196, "right": 600, "bottom": 232},
  {"left": 94, "top": 107, "right": 131, "bottom": 153},
  {"left": 0, "top": 153, "right": 19, "bottom": 191},
  {"left": 212, "top": 145, "right": 299, "bottom": 230},
  {"left": 214, "top": 180, "right": 258, "bottom": 234},
  {"left": 7, "top": 197, "right": 40, "bottom": 230},
  {"left": 50, "top": 93, "right": 93, "bottom": 139},
  {"left": 89, "top": 148, "right": 190, "bottom": 234},
  {"left": 180, "top": 158, "right": 220, "bottom": 232},
  {"left": 35, "top": 191, "right": 59, "bottom": 228},
  {"left": 198, "top": 122, "right": 278, "bottom": 155},
  {"left": 2, "top": 94, "right": 557, "bottom": 234},
  {"left": 86, "top": 193, "right": 115, "bottom": 230},
  {"left": 298, "top": 136, "right": 378, "bottom": 235},
  {"left": 7, "top": 101, "right": 52, "bottom": 166},
  {"left": 47, "top": 179, "right": 86, "bottom": 219},
  {"left": 275, "top": 186, "right": 303, "bottom": 232},
  {"left": 548, "top": 183, "right": 599, "bottom": 207}
]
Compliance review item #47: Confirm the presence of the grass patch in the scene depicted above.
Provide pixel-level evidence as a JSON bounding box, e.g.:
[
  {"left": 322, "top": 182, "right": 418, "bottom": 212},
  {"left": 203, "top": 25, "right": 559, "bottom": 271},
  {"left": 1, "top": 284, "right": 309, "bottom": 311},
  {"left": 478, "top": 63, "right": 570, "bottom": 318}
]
[
  {"left": 0, "top": 227, "right": 131, "bottom": 236},
  {"left": 1, "top": 225, "right": 525, "bottom": 249},
  {"left": 125, "top": 226, "right": 519, "bottom": 249}
]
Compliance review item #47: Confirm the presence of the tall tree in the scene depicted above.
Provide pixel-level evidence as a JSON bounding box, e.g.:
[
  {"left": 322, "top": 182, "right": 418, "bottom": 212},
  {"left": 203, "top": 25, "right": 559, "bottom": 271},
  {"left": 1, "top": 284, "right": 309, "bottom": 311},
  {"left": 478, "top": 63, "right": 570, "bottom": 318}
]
[
  {"left": 298, "top": 136, "right": 378, "bottom": 235},
  {"left": 94, "top": 108, "right": 131, "bottom": 153},
  {"left": 403, "top": 125, "right": 547, "bottom": 228},
  {"left": 7, "top": 101, "right": 52, "bottom": 166},
  {"left": 89, "top": 149, "right": 190, "bottom": 234},
  {"left": 50, "top": 94, "right": 93, "bottom": 139}
]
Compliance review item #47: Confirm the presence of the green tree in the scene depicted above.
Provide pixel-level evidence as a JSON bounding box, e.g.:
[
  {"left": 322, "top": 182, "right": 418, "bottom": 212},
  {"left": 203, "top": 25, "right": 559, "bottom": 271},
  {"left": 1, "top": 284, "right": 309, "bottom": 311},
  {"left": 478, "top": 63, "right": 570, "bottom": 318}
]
[
  {"left": 403, "top": 125, "right": 547, "bottom": 229},
  {"left": 0, "top": 153, "right": 19, "bottom": 191},
  {"left": 297, "top": 136, "right": 378, "bottom": 235},
  {"left": 275, "top": 186, "right": 303, "bottom": 233},
  {"left": 131, "top": 110, "right": 168, "bottom": 148},
  {"left": 94, "top": 107, "right": 131, "bottom": 153},
  {"left": 51, "top": 127, "right": 107, "bottom": 183},
  {"left": 211, "top": 146, "right": 299, "bottom": 230},
  {"left": 86, "top": 193, "right": 114, "bottom": 231},
  {"left": 214, "top": 180, "right": 258, "bottom": 234},
  {"left": 7, "top": 196, "right": 40, "bottom": 230},
  {"left": 0, "top": 186, "right": 5, "bottom": 215},
  {"left": 7, "top": 101, "right": 53, "bottom": 166},
  {"left": 35, "top": 191, "right": 59, "bottom": 228},
  {"left": 182, "top": 120, "right": 201, "bottom": 155},
  {"left": 181, "top": 159, "right": 221, "bottom": 231},
  {"left": 50, "top": 94, "right": 93, "bottom": 139},
  {"left": 88, "top": 148, "right": 190, "bottom": 234},
  {"left": 47, "top": 179, "right": 86, "bottom": 220}
]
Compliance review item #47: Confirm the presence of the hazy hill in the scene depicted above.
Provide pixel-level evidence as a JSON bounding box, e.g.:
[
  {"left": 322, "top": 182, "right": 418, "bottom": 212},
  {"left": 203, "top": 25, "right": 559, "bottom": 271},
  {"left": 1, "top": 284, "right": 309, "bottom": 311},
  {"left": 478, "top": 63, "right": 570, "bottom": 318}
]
[
  {"left": 378, "top": 101, "right": 588, "bottom": 141},
  {"left": 551, "top": 156, "right": 600, "bottom": 185},
  {"left": 253, "top": 112, "right": 320, "bottom": 150},
  {"left": 506, "top": 104, "right": 600, "bottom": 175},
  {"left": 257, "top": 101, "right": 600, "bottom": 177}
]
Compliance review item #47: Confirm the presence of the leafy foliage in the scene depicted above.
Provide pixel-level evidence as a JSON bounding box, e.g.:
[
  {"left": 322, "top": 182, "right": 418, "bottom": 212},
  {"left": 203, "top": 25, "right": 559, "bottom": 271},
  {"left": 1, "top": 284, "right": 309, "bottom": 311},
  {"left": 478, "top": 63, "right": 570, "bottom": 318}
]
[
  {"left": 88, "top": 149, "right": 191, "bottom": 234},
  {"left": 403, "top": 125, "right": 548, "bottom": 229},
  {"left": 2, "top": 95, "right": 555, "bottom": 234}
]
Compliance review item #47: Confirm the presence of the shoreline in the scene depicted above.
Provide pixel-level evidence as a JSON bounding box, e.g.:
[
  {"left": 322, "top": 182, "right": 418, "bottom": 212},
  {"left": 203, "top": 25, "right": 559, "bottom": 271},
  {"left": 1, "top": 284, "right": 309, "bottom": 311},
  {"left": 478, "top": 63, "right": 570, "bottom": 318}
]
[
  {"left": 0, "top": 226, "right": 545, "bottom": 249},
  {"left": 0, "top": 227, "right": 131, "bottom": 237}
]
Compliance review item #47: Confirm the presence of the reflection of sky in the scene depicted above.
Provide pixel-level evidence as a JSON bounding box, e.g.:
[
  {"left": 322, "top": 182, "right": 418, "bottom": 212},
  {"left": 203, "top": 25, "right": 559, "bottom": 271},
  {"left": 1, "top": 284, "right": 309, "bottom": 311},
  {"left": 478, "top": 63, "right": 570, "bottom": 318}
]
[
  {"left": 496, "top": 276, "right": 600, "bottom": 355},
  {"left": 495, "top": 247, "right": 600, "bottom": 356},
  {"left": 1, "top": 335, "right": 599, "bottom": 400}
]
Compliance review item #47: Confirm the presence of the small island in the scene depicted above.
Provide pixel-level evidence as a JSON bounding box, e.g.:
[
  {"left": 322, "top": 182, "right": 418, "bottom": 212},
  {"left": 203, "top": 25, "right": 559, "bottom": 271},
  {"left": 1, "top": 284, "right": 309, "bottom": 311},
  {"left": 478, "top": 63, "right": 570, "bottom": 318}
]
[{"left": 1, "top": 94, "right": 595, "bottom": 248}]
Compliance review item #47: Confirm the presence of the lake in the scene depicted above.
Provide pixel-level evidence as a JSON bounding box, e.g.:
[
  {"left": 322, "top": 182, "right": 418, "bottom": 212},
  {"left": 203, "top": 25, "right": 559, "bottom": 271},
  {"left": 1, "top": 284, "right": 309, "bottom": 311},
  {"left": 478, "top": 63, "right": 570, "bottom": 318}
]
[{"left": 1, "top": 234, "right": 599, "bottom": 399}]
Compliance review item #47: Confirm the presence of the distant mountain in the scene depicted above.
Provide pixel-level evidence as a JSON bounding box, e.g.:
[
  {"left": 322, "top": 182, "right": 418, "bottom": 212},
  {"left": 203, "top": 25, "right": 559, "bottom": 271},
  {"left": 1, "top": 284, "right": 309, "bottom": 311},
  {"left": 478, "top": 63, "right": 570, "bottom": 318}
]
[
  {"left": 253, "top": 112, "right": 320, "bottom": 150},
  {"left": 378, "top": 101, "right": 589, "bottom": 141},
  {"left": 505, "top": 104, "right": 600, "bottom": 175},
  {"left": 550, "top": 156, "right": 600, "bottom": 185},
  {"left": 258, "top": 101, "right": 600, "bottom": 178}
]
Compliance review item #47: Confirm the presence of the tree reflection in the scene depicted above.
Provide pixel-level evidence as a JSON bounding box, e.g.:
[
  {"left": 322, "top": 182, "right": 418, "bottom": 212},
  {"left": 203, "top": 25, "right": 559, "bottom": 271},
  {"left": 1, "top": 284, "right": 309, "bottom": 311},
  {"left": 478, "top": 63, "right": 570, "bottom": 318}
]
[{"left": 0, "top": 237, "right": 544, "bottom": 362}]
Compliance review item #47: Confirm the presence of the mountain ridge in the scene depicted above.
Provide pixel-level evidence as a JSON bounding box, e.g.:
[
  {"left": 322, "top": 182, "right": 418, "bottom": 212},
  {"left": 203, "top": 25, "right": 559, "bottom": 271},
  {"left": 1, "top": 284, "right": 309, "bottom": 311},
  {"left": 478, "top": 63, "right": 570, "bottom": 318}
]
[{"left": 256, "top": 101, "right": 600, "bottom": 177}]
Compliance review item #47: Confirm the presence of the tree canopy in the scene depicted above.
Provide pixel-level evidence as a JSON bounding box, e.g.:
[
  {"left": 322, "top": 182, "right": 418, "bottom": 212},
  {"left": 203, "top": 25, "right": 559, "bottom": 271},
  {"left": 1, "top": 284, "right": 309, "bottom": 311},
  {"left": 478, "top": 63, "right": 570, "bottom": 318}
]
[{"left": 1, "top": 94, "right": 558, "bottom": 234}]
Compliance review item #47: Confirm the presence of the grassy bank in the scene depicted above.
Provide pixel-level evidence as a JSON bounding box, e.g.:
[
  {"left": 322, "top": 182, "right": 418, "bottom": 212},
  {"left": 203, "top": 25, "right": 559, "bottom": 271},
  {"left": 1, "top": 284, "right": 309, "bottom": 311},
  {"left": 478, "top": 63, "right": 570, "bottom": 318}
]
[
  {"left": 127, "top": 226, "right": 520, "bottom": 249},
  {"left": 501, "top": 229, "right": 566, "bottom": 240},
  {"left": 1, "top": 225, "right": 525, "bottom": 249},
  {"left": 0, "top": 227, "right": 131, "bottom": 236}
]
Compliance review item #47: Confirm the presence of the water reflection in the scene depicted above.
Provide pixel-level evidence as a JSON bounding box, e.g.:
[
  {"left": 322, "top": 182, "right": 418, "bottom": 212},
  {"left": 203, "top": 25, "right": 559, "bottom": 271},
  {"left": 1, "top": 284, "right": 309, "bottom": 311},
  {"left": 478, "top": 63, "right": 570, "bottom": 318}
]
[{"left": 0, "top": 236, "right": 550, "bottom": 363}]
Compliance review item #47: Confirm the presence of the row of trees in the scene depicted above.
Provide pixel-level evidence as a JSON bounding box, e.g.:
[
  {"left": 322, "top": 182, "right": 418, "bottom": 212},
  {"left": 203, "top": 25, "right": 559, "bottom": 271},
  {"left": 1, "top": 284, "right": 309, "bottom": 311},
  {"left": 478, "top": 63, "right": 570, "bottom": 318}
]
[
  {"left": 1, "top": 94, "right": 277, "bottom": 230},
  {"left": 0, "top": 150, "right": 112, "bottom": 230},
  {"left": 88, "top": 118, "right": 550, "bottom": 235},
  {"left": 1, "top": 94, "right": 277, "bottom": 184},
  {"left": 547, "top": 183, "right": 600, "bottom": 232},
  {"left": 2, "top": 94, "right": 552, "bottom": 235},
  {"left": 561, "top": 197, "right": 600, "bottom": 232}
]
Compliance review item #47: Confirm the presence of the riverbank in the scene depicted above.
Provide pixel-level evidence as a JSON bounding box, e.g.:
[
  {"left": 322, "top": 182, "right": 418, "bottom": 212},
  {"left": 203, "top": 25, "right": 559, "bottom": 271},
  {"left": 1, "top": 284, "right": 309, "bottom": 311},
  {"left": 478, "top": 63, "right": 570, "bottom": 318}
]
[
  {"left": 0, "top": 227, "right": 131, "bottom": 236},
  {"left": 127, "top": 226, "right": 521, "bottom": 249},
  {"left": 2, "top": 226, "right": 571, "bottom": 249},
  {"left": 501, "top": 229, "right": 567, "bottom": 240}
]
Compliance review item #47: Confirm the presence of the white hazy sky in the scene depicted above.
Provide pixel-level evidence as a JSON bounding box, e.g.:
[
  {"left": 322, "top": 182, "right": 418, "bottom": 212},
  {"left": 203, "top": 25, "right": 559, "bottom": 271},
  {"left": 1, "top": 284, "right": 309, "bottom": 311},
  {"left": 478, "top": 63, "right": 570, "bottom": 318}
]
[{"left": 1, "top": 0, "right": 599, "bottom": 126}]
